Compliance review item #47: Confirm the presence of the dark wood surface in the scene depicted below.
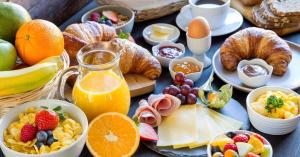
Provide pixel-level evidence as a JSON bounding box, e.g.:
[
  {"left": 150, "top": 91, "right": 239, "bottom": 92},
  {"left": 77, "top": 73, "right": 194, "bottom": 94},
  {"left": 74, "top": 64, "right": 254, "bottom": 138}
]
[{"left": 1, "top": 1, "right": 300, "bottom": 157}]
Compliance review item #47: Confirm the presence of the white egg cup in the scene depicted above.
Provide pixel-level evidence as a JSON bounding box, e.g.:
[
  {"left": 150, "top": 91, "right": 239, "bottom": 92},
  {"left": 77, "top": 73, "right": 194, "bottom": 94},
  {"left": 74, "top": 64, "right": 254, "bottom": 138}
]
[{"left": 186, "top": 32, "right": 212, "bottom": 68}]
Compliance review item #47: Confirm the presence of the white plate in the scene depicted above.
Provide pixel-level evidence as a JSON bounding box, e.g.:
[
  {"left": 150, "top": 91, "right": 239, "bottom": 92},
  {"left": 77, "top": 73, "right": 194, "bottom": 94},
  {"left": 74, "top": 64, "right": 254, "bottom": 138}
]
[
  {"left": 212, "top": 41, "right": 300, "bottom": 92},
  {"left": 142, "top": 23, "right": 180, "bottom": 46},
  {"left": 176, "top": 7, "right": 243, "bottom": 36}
]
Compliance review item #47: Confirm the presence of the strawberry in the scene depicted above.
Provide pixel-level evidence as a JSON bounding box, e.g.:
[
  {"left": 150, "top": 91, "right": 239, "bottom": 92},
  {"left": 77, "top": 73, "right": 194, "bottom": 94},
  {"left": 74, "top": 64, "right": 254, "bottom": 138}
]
[
  {"left": 224, "top": 143, "right": 238, "bottom": 152},
  {"left": 246, "top": 152, "right": 260, "bottom": 157},
  {"left": 254, "top": 133, "right": 265, "bottom": 144},
  {"left": 139, "top": 123, "right": 158, "bottom": 141},
  {"left": 35, "top": 110, "right": 59, "bottom": 131},
  {"left": 20, "top": 124, "right": 37, "bottom": 142},
  {"left": 102, "top": 10, "right": 118, "bottom": 23},
  {"left": 233, "top": 134, "right": 249, "bottom": 143}
]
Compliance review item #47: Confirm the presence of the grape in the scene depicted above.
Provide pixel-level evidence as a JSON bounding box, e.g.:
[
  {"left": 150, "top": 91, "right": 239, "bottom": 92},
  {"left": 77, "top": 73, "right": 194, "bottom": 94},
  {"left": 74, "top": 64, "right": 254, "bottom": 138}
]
[
  {"left": 191, "top": 88, "right": 199, "bottom": 96},
  {"left": 175, "top": 72, "right": 185, "bottom": 83},
  {"left": 169, "top": 85, "right": 180, "bottom": 96},
  {"left": 180, "top": 84, "right": 191, "bottom": 96},
  {"left": 176, "top": 94, "right": 186, "bottom": 105},
  {"left": 173, "top": 79, "right": 182, "bottom": 86},
  {"left": 187, "top": 93, "right": 197, "bottom": 104},
  {"left": 183, "top": 79, "right": 194, "bottom": 87},
  {"left": 162, "top": 86, "right": 170, "bottom": 94}
]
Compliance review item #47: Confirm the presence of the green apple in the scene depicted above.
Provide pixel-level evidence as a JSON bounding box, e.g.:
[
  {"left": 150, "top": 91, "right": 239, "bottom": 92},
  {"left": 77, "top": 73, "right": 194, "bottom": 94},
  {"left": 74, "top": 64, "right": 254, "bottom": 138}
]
[
  {"left": 261, "top": 145, "right": 272, "bottom": 157},
  {"left": 236, "top": 142, "right": 253, "bottom": 157},
  {"left": 0, "top": 39, "right": 17, "bottom": 71}
]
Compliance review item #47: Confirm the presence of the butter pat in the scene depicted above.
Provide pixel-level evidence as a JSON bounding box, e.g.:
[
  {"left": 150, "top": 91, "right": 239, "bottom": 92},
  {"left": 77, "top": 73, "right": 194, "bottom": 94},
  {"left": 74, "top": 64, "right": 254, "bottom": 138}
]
[{"left": 150, "top": 25, "right": 175, "bottom": 41}]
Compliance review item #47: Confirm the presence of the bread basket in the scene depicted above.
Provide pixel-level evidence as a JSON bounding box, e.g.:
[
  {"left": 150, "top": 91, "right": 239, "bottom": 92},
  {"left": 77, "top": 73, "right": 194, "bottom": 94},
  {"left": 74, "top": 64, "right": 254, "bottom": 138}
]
[
  {"left": 96, "top": 0, "right": 188, "bottom": 22},
  {"left": 0, "top": 51, "right": 70, "bottom": 117}
]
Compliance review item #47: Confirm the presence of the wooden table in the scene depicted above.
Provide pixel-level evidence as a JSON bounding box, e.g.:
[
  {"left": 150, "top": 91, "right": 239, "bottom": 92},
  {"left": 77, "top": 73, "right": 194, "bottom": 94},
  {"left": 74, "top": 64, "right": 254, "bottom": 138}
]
[{"left": 2, "top": 1, "right": 300, "bottom": 157}]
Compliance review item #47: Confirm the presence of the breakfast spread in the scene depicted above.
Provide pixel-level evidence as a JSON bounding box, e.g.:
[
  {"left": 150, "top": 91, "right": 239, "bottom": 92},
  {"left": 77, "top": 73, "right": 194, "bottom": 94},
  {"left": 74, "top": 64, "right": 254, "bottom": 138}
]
[
  {"left": 157, "top": 46, "right": 183, "bottom": 59},
  {"left": 173, "top": 61, "right": 201, "bottom": 74},
  {"left": 89, "top": 10, "right": 130, "bottom": 27},
  {"left": 209, "top": 131, "right": 272, "bottom": 157},
  {"left": 3, "top": 106, "right": 82, "bottom": 154},
  {"left": 220, "top": 27, "right": 292, "bottom": 76},
  {"left": 251, "top": 91, "right": 299, "bottom": 119},
  {"left": 241, "top": 64, "right": 269, "bottom": 77}
]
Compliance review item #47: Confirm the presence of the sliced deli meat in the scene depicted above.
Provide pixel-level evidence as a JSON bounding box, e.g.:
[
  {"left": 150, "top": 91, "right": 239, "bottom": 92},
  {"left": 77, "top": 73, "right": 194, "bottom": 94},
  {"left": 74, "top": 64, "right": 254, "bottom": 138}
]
[
  {"left": 148, "top": 94, "right": 181, "bottom": 116},
  {"left": 135, "top": 99, "right": 162, "bottom": 127}
]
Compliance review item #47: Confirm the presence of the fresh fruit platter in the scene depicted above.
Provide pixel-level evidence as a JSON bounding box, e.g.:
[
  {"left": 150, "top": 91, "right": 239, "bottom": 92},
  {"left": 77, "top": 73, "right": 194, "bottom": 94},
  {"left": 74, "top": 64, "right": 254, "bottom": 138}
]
[{"left": 1, "top": 1, "right": 300, "bottom": 157}]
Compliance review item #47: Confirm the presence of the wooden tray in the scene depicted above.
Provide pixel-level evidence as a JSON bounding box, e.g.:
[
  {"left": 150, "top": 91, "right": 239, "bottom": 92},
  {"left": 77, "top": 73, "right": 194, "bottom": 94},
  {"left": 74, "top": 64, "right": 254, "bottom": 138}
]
[
  {"left": 231, "top": 0, "right": 300, "bottom": 36},
  {"left": 124, "top": 74, "right": 156, "bottom": 97}
]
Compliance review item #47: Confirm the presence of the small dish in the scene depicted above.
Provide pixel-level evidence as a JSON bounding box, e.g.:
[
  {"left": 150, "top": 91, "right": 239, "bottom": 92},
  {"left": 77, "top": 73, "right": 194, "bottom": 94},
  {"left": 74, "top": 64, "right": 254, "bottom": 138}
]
[
  {"left": 152, "top": 41, "right": 185, "bottom": 68},
  {"left": 143, "top": 23, "right": 180, "bottom": 46},
  {"left": 169, "top": 57, "right": 204, "bottom": 81},
  {"left": 246, "top": 86, "right": 300, "bottom": 135},
  {"left": 0, "top": 99, "right": 88, "bottom": 157},
  {"left": 237, "top": 59, "right": 273, "bottom": 88},
  {"left": 81, "top": 5, "right": 135, "bottom": 33},
  {"left": 207, "top": 130, "right": 273, "bottom": 157}
]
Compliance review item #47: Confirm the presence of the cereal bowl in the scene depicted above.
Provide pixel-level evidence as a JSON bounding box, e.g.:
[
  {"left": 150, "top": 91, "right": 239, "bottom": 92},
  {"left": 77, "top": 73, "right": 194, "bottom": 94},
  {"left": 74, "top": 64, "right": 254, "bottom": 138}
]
[
  {"left": 207, "top": 130, "right": 273, "bottom": 157},
  {"left": 0, "top": 99, "right": 88, "bottom": 157},
  {"left": 247, "top": 86, "right": 300, "bottom": 135}
]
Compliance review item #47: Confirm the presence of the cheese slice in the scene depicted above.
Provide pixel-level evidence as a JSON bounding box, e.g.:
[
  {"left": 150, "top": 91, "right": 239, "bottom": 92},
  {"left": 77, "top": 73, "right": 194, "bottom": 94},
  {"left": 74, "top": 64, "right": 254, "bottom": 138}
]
[
  {"left": 157, "top": 105, "right": 198, "bottom": 147},
  {"left": 207, "top": 107, "right": 243, "bottom": 130}
]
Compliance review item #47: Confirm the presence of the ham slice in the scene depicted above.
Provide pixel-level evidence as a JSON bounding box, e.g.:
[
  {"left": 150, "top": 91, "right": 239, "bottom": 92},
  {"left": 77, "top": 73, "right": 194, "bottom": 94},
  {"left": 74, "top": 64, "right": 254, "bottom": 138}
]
[
  {"left": 148, "top": 94, "right": 181, "bottom": 116},
  {"left": 135, "top": 99, "right": 162, "bottom": 127}
]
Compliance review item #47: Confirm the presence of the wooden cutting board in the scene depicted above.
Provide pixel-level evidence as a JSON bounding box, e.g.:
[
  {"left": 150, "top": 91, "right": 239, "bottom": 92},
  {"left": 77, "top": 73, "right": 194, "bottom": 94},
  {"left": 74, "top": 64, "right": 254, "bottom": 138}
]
[
  {"left": 124, "top": 74, "right": 156, "bottom": 97},
  {"left": 231, "top": 0, "right": 300, "bottom": 36}
]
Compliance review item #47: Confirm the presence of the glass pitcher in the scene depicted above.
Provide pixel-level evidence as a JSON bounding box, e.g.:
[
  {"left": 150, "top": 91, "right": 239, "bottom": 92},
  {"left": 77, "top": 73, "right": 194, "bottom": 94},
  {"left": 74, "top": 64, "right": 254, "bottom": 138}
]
[{"left": 58, "top": 42, "right": 130, "bottom": 121}]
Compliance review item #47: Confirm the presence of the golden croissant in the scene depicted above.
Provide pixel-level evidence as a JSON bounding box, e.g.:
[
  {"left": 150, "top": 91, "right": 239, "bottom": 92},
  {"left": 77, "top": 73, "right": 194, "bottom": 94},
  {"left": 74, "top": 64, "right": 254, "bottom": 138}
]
[
  {"left": 220, "top": 27, "right": 292, "bottom": 76},
  {"left": 63, "top": 21, "right": 161, "bottom": 80}
]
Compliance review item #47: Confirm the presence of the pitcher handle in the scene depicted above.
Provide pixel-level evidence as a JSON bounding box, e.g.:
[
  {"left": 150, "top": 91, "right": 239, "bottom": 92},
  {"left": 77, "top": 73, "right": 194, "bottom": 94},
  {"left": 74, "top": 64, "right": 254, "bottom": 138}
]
[{"left": 57, "top": 66, "right": 79, "bottom": 102}]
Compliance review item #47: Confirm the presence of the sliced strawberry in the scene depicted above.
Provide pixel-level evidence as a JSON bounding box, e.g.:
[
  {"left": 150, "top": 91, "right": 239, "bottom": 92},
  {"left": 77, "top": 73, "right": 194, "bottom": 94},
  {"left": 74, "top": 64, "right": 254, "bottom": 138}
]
[
  {"left": 233, "top": 134, "right": 249, "bottom": 143},
  {"left": 246, "top": 152, "right": 260, "bottom": 157},
  {"left": 224, "top": 143, "right": 238, "bottom": 152},
  {"left": 102, "top": 10, "right": 118, "bottom": 23},
  {"left": 20, "top": 124, "right": 37, "bottom": 142},
  {"left": 35, "top": 110, "right": 59, "bottom": 131},
  {"left": 139, "top": 123, "right": 158, "bottom": 141}
]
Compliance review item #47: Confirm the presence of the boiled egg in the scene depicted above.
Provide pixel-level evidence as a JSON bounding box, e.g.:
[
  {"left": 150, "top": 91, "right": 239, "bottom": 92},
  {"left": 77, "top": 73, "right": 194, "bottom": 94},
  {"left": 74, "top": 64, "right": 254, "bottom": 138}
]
[{"left": 188, "top": 17, "right": 210, "bottom": 38}]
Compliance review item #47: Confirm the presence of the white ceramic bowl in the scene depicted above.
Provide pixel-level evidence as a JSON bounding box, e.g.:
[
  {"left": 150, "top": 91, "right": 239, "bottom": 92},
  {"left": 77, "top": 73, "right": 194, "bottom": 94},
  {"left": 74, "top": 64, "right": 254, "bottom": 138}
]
[
  {"left": 152, "top": 41, "right": 185, "bottom": 68},
  {"left": 143, "top": 23, "right": 180, "bottom": 46},
  {"left": 0, "top": 99, "right": 88, "bottom": 157},
  {"left": 169, "top": 57, "right": 204, "bottom": 81},
  {"left": 247, "top": 86, "right": 300, "bottom": 135},
  {"left": 207, "top": 130, "right": 273, "bottom": 157},
  {"left": 237, "top": 59, "right": 273, "bottom": 88},
  {"left": 81, "top": 5, "right": 135, "bottom": 33}
]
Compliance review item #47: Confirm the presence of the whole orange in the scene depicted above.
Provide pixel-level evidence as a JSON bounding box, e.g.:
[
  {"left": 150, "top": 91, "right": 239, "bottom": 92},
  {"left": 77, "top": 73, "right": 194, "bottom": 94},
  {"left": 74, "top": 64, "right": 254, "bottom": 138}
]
[{"left": 15, "top": 19, "right": 64, "bottom": 65}]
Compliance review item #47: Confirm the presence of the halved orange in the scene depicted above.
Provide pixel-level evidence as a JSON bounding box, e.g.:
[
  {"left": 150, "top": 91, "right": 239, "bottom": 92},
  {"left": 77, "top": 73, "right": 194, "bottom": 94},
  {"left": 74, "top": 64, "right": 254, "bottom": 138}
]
[{"left": 86, "top": 112, "right": 140, "bottom": 157}]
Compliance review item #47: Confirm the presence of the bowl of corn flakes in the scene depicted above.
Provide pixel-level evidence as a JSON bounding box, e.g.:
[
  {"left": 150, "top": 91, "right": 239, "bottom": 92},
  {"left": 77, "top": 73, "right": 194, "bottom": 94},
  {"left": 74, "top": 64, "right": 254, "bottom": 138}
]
[
  {"left": 247, "top": 86, "right": 300, "bottom": 135},
  {"left": 0, "top": 99, "right": 88, "bottom": 157}
]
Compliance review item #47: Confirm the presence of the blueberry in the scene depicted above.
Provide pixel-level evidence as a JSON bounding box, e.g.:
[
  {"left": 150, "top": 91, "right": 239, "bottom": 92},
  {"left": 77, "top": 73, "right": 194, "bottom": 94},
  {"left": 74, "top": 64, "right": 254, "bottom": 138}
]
[
  {"left": 226, "top": 131, "right": 237, "bottom": 138},
  {"left": 211, "top": 146, "right": 222, "bottom": 154},
  {"left": 46, "top": 137, "right": 56, "bottom": 146},
  {"left": 105, "top": 20, "right": 113, "bottom": 26},
  {"left": 36, "top": 131, "right": 48, "bottom": 142},
  {"left": 98, "top": 19, "right": 106, "bottom": 24},
  {"left": 35, "top": 141, "right": 44, "bottom": 149},
  {"left": 46, "top": 130, "right": 53, "bottom": 137}
]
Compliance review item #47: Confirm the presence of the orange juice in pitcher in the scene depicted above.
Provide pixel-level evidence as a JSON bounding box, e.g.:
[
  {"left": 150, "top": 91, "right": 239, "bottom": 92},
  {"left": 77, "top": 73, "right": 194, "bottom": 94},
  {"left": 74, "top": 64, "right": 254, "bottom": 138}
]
[{"left": 58, "top": 42, "right": 130, "bottom": 121}]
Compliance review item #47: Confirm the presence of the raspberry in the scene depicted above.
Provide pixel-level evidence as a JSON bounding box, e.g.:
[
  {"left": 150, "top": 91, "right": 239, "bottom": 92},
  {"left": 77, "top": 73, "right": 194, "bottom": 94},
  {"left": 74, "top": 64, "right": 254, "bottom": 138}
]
[
  {"left": 233, "top": 134, "right": 249, "bottom": 143},
  {"left": 223, "top": 143, "right": 238, "bottom": 152},
  {"left": 20, "top": 124, "right": 37, "bottom": 142},
  {"left": 35, "top": 110, "right": 59, "bottom": 131}
]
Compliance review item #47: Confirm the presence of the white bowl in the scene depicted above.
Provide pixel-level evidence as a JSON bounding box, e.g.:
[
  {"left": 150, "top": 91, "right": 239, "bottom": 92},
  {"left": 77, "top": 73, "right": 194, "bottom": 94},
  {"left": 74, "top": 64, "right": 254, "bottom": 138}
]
[
  {"left": 81, "top": 5, "right": 135, "bottom": 33},
  {"left": 247, "top": 86, "right": 300, "bottom": 135},
  {"left": 0, "top": 99, "right": 88, "bottom": 157},
  {"left": 152, "top": 41, "right": 185, "bottom": 68},
  {"left": 207, "top": 130, "right": 273, "bottom": 157},
  {"left": 237, "top": 59, "right": 273, "bottom": 88},
  {"left": 143, "top": 23, "right": 180, "bottom": 46},
  {"left": 169, "top": 57, "right": 204, "bottom": 82}
]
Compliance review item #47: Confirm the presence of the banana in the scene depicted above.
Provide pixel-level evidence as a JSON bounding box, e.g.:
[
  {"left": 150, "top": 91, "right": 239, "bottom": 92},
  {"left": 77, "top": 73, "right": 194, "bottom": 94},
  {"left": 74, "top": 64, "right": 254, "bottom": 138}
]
[{"left": 0, "top": 56, "right": 63, "bottom": 96}]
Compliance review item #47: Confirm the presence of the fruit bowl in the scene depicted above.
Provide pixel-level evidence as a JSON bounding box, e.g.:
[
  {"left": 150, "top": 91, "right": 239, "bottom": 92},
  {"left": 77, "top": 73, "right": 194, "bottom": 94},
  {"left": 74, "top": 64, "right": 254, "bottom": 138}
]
[
  {"left": 207, "top": 130, "right": 273, "bottom": 157},
  {"left": 0, "top": 51, "right": 69, "bottom": 118},
  {"left": 0, "top": 99, "right": 88, "bottom": 157}
]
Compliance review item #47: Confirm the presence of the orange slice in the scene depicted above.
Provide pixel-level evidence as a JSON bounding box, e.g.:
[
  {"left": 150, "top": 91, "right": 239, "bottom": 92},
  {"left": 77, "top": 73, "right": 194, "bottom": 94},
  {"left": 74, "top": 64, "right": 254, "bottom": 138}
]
[{"left": 86, "top": 112, "right": 140, "bottom": 157}]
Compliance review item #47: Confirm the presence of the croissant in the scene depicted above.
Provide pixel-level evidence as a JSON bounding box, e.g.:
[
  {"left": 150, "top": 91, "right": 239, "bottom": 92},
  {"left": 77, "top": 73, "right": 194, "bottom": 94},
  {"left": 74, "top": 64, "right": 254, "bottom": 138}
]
[{"left": 220, "top": 27, "right": 292, "bottom": 76}]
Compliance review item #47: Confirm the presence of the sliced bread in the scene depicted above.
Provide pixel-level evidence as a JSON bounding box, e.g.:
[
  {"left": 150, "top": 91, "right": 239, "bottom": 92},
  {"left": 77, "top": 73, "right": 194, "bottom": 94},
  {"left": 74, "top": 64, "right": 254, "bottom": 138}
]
[
  {"left": 253, "top": 6, "right": 300, "bottom": 29},
  {"left": 261, "top": 0, "right": 300, "bottom": 23},
  {"left": 268, "top": 0, "right": 300, "bottom": 16}
]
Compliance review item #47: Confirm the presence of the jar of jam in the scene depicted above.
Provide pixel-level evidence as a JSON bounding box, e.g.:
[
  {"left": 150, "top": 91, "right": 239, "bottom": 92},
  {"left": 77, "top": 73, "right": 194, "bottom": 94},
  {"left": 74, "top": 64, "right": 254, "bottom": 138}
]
[
  {"left": 158, "top": 46, "right": 183, "bottom": 59},
  {"left": 173, "top": 61, "right": 201, "bottom": 74}
]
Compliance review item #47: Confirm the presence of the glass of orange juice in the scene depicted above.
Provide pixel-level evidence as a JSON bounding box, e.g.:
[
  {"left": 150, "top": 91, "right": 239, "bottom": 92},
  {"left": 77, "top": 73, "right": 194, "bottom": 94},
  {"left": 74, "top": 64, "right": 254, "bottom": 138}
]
[{"left": 57, "top": 42, "right": 130, "bottom": 121}]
